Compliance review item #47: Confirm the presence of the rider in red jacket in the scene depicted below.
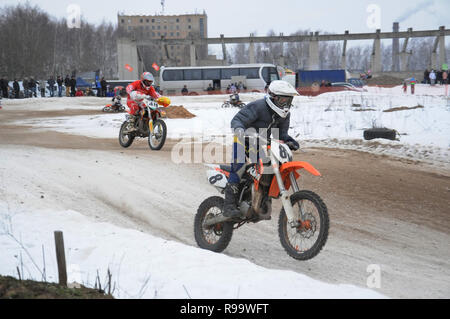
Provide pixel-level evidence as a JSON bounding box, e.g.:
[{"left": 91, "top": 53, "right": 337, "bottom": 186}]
[{"left": 126, "top": 72, "right": 161, "bottom": 127}]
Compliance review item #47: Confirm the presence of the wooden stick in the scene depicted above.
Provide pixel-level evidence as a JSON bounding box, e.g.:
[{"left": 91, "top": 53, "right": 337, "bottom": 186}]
[{"left": 54, "top": 231, "right": 67, "bottom": 287}]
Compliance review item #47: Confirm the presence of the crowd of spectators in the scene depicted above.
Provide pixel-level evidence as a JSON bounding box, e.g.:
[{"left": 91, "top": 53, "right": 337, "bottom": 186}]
[
  {"left": 0, "top": 75, "right": 113, "bottom": 99},
  {"left": 423, "top": 69, "right": 448, "bottom": 85}
]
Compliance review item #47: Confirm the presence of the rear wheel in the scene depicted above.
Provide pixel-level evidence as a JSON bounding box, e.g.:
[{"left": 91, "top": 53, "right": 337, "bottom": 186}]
[
  {"left": 119, "top": 121, "right": 135, "bottom": 148},
  {"left": 194, "top": 196, "right": 234, "bottom": 253},
  {"left": 278, "top": 191, "right": 329, "bottom": 260},
  {"left": 148, "top": 119, "right": 167, "bottom": 151}
]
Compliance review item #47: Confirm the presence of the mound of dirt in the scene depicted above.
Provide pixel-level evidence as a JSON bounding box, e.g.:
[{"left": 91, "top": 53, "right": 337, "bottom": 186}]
[
  {"left": 366, "top": 75, "right": 404, "bottom": 86},
  {"left": 0, "top": 276, "right": 113, "bottom": 299},
  {"left": 163, "top": 105, "right": 196, "bottom": 119}
]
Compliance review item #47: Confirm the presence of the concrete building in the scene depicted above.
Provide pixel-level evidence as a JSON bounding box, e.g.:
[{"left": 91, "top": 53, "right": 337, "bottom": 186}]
[{"left": 118, "top": 12, "right": 208, "bottom": 67}]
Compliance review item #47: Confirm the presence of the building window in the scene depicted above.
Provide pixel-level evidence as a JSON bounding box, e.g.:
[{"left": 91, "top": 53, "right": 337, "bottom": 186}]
[
  {"left": 176, "top": 25, "right": 180, "bottom": 30},
  {"left": 170, "top": 32, "right": 174, "bottom": 37},
  {"left": 200, "top": 18, "right": 204, "bottom": 36},
  {"left": 164, "top": 25, "right": 167, "bottom": 30},
  {"left": 140, "top": 19, "right": 143, "bottom": 23},
  {"left": 188, "top": 18, "right": 191, "bottom": 22},
  {"left": 152, "top": 26, "right": 155, "bottom": 30},
  {"left": 188, "top": 25, "right": 191, "bottom": 29},
  {"left": 152, "top": 19, "right": 155, "bottom": 23},
  {"left": 146, "top": 19, "right": 149, "bottom": 23},
  {"left": 177, "top": 32, "right": 180, "bottom": 37},
  {"left": 121, "top": 19, "right": 125, "bottom": 23},
  {"left": 157, "top": 26, "right": 161, "bottom": 30}
]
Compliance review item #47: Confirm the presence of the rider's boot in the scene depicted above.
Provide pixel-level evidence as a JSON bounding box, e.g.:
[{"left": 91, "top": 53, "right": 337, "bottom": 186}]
[
  {"left": 127, "top": 114, "right": 138, "bottom": 132},
  {"left": 223, "top": 183, "right": 242, "bottom": 219}
]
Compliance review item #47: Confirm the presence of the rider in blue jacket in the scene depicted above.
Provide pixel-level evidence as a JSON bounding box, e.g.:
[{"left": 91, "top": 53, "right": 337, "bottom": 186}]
[{"left": 224, "top": 80, "right": 300, "bottom": 218}]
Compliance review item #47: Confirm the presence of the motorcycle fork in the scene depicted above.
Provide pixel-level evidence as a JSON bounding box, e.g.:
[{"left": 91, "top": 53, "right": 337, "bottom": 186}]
[{"left": 271, "top": 152, "right": 301, "bottom": 227}]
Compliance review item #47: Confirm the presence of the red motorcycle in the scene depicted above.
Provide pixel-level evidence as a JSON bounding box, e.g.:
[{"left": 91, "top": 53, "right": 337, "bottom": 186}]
[{"left": 118, "top": 96, "right": 169, "bottom": 151}]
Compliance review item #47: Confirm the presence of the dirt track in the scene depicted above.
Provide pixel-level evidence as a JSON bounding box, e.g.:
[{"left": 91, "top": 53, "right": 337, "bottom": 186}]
[{"left": 1, "top": 108, "right": 449, "bottom": 298}]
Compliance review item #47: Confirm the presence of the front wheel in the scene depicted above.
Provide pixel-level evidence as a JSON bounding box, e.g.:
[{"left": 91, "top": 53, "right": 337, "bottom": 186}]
[
  {"left": 119, "top": 121, "right": 135, "bottom": 148},
  {"left": 194, "top": 196, "right": 234, "bottom": 253},
  {"left": 148, "top": 119, "right": 167, "bottom": 151},
  {"left": 278, "top": 191, "right": 329, "bottom": 260}
]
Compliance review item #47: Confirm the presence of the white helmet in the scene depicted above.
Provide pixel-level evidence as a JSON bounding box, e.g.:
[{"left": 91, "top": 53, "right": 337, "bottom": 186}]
[
  {"left": 265, "top": 80, "right": 299, "bottom": 118},
  {"left": 141, "top": 72, "right": 155, "bottom": 90}
]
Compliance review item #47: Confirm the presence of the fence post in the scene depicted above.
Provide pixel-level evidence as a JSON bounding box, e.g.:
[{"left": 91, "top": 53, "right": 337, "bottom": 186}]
[{"left": 54, "top": 231, "right": 67, "bottom": 287}]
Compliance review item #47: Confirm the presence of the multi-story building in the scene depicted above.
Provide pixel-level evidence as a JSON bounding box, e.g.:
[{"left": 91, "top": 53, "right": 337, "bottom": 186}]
[{"left": 118, "top": 12, "right": 208, "bottom": 66}]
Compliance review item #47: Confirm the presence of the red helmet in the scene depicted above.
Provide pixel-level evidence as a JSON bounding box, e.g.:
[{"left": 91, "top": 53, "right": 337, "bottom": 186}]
[{"left": 141, "top": 72, "right": 154, "bottom": 90}]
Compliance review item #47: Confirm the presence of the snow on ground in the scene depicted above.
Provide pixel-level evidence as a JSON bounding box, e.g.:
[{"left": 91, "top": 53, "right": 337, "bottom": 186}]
[
  {"left": 0, "top": 146, "right": 385, "bottom": 299},
  {"left": 1, "top": 85, "right": 448, "bottom": 299},
  {"left": 6, "top": 84, "right": 450, "bottom": 168}
]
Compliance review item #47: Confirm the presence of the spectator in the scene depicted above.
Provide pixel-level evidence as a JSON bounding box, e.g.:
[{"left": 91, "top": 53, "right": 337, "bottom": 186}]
[
  {"left": 206, "top": 83, "right": 214, "bottom": 92},
  {"left": 181, "top": 85, "right": 189, "bottom": 96},
  {"left": 230, "top": 83, "right": 237, "bottom": 94},
  {"left": 57, "top": 76, "right": 63, "bottom": 97},
  {"left": 48, "top": 76, "right": 55, "bottom": 97},
  {"left": 39, "top": 79, "right": 46, "bottom": 97},
  {"left": 424, "top": 69, "right": 430, "bottom": 84},
  {"left": 100, "top": 77, "right": 107, "bottom": 97},
  {"left": 70, "top": 76, "right": 77, "bottom": 97},
  {"left": 75, "top": 88, "right": 84, "bottom": 97},
  {"left": 429, "top": 70, "right": 436, "bottom": 86},
  {"left": 443, "top": 69, "right": 448, "bottom": 84},
  {"left": 64, "top": 75, "right": 71, "bottom": 97},
  {"left": 29, "top": 77, "right": 37, "bottom": 97},
  {"left": 0, "top": 77, "right": 8, "bottom": 98},
  {"left": 320, "top": 80, "right": 327, "bottom": 87},
  {"left": 410, "top": 78, "right": 416, "bottom": 95},
  {"left": 13, "top": 79, "right": 20, "bottom": 99},
  {"left": 436, "top": 70, "right": 443, "bottom": 85}
]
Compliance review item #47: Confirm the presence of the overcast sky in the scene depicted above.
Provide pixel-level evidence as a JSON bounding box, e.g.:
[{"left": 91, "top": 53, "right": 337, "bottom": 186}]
[{"left": 2, "top": 0, "right": 449, "bottom": 37}]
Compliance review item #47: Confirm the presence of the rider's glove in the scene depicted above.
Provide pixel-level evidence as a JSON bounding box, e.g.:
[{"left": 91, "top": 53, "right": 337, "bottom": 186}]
[
  {"left": 157, "top": 96, "right": 171, "bottom": 107},
  {"left": 233, "top": 127, "right": 245, "bottom": 144},
  {"left": 285, "top": 140, "right": 300, "bottom": 151},
  {"left": 130, "top": 91, "right": 145, "bottom": 102}
]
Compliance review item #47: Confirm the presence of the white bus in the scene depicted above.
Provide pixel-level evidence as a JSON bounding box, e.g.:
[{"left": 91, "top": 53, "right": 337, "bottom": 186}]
[{"left": 159, "top": 64, "right": 281, "bottom": 95}]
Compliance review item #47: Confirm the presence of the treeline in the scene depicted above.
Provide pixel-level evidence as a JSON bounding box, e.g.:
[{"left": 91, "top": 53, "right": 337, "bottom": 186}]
[
  {"left": 1, "top": 3, "right": 448, "bottom": 80},
  {"left": 0, "top": 3, "right": 118, "bottom": 80}
]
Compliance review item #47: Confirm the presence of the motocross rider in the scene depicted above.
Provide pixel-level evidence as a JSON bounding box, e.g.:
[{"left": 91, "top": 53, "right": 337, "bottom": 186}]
[
  {"left": 224, "top": 80, "right": 300, "bottom": 218},
  {"left": 126, "top": 72, "right": 161, "bottom": 131}
]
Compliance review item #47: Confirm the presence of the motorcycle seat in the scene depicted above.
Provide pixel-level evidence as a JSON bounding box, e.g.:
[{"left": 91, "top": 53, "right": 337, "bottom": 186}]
[{"left": 219, "top": 165, "right": 232, "bottom": 172}]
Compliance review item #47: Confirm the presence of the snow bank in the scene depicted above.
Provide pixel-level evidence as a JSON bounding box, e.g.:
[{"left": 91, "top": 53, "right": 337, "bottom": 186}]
[{"left": 0, "top": 207, "right": 386, "bottom": 299}]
